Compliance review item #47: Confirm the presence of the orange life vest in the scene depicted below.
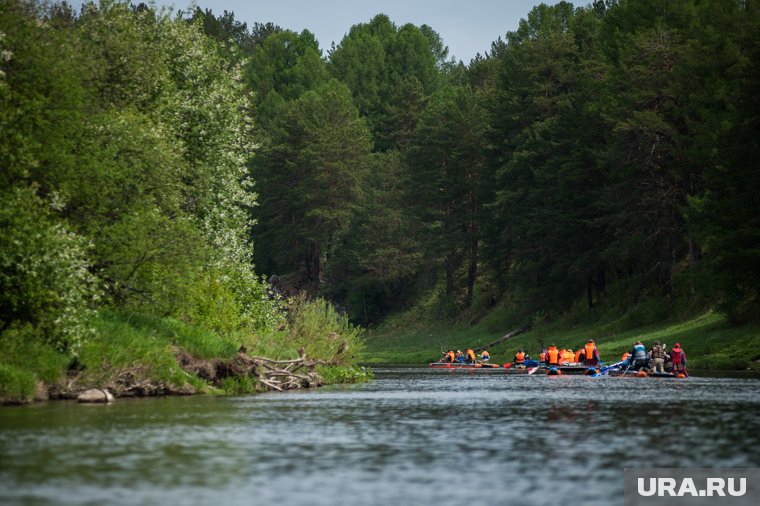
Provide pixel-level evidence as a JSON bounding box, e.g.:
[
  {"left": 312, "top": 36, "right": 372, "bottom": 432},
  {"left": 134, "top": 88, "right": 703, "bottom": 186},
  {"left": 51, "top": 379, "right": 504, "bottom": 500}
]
[
  {"left": 515, "top": 352, "right": 525, "bottom": 363},
  {"left": 562, "top": 350, "right": 574, "bottom": 363},
  {"left": 585, "top": 343, "right": 596, "bottom": 361},
  {"left": 547, "top": 347, "right": 559, "bottom": 365},
  {"left": 575, "top": 349, "right": 583, "bottom": 362},
  {"left": 466, "top": 349, "right": 476, "bottom": 361},
  {"left": 445, "top": 351, "right": 455, "bottom": 362},
  {"left": 621, "top": 352, "right": 630, "bottom": 362}
]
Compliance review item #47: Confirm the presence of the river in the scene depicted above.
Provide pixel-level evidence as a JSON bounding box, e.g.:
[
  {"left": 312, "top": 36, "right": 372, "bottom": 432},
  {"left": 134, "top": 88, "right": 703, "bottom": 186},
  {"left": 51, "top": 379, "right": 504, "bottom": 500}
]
[{"left": 1, "top": 368, "right": 759, "bottom": 506}]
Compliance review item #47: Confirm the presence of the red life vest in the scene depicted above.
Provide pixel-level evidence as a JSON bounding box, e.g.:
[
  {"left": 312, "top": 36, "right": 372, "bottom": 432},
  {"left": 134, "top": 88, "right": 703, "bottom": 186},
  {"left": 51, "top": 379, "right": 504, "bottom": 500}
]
[{"left": 671, "top": 348, "right": 684, "bottom": 364}]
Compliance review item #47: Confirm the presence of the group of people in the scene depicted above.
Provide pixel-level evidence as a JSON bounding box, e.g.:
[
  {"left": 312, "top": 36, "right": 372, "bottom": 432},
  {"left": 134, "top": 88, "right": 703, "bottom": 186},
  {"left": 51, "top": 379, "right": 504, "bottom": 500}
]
[
  {"left": 440, "top": 338, "right": 688, "bottom": 376},
  {"left": 441, "top": 348, "right": 491, "bottom": 364},
  {"left": 539, "top": 340, "right": 602, "bottom": 367},
  {"left": 536, "top": 339, "right": 688, "bottom": 376},
  {"left": 622, "top": 340, "right": 687, "bottom": 376}
]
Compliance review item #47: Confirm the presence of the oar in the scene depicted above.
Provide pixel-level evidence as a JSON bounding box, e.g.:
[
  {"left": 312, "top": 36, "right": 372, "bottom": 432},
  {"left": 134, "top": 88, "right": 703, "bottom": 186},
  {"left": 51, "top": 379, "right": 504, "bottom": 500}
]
[{"left": 527, "top": 366, "right": 539, "bottom": 375}]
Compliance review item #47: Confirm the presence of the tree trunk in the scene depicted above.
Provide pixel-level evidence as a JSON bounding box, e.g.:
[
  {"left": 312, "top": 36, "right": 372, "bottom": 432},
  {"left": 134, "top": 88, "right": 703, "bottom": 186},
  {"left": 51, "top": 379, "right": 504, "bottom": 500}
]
[
  {"left": 445, "top": 253, "right": 455, "bottom": 297},
  {"left": 688, "top": 236, "right": 701, "bottom": 267}
]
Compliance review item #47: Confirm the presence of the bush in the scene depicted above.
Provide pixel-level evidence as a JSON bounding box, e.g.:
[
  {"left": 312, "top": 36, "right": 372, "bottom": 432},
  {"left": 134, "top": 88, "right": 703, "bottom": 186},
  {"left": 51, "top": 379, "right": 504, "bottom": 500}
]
[
  {"left": 286, "top": 295, "right": 365, "bottom": 364},
  {"left": 0, "top": 324, "right": 70, "bottom": 383},
  {"left": 0, "top": 186, "right": 99, "bottom": 355},
  {"left": 0, "top": 363, "right": 37, "bottom": 403},
  {"left": 318, "top": 365, "right": 373, "bottom": 384},
  {"left": 252, "top": 295, "right": 365, "bottom": 364}
]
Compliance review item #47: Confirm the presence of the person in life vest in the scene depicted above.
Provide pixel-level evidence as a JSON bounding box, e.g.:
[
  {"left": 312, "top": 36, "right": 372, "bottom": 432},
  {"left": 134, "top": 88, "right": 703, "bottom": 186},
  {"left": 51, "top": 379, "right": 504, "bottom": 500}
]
[
  {"left": 513, "top": 349, "right": 528, "bottom": 367},
  {"left": 575, "top": 348, "right": 584, "bottom": 363},
  {"left": 480, "top": 349, "right": 491, "bottom": 362},
  {"left": 584, "top": 340, "right": 600, "bottom": 366},
  {"left": 649, "top": 340, "right": 666, "bottom": 373},
  {"left": 539, "top": 348, "right": 548, "bottom": 362},
  {"left": 455, "top": 350, "right": 465, "bottom": 363},
  {"left": 466, "top": 348, "right": 477, "bottom": 364},
  {"left": 561, "top": 349, "right": 575, "bottom": 364},
  {"left": 620, "top": 352, "right": 630, "bottom": 362},
  {"left": 670, "top": 342, "right": 687, "bottom": 376},
  {"left": 627, "top": 341, "right": 649, "bottom": 370},
  {"left": 546, "top": 344, "right": 560, "bottom": 366},
  {"left": 443, "top": 350, "right": 455, "bottom": 363}
]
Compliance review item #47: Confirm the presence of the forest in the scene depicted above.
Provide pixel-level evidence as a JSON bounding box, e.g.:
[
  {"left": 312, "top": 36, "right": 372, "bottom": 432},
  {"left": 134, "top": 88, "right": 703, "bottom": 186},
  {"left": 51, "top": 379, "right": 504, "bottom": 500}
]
[{"left": 1, "top": 0, "right": 759, "bottom": 398}]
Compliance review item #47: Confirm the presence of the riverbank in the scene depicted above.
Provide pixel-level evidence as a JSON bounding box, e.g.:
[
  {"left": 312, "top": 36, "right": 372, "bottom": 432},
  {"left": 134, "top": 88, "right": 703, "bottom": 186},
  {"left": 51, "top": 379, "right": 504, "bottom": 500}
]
[
  {"left": 362, "top": 310, "right": 760, "bottom": 372},
  {"left": 0, "top": 306, "right": 371, "bottom": 405}
]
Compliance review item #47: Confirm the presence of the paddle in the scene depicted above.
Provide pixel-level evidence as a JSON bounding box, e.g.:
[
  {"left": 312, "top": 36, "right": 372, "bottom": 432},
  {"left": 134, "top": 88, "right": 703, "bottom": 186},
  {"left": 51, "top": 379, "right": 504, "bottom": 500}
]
[{"left": 527, "top": 366, "right": 539, "bottom": 375}]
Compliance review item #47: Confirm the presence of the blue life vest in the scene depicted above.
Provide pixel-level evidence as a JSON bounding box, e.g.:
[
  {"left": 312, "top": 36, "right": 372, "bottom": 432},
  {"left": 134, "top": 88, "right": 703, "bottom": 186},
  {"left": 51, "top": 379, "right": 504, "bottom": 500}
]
[{"left": 633, "top": 344, "right": 647, "bottom": 361}]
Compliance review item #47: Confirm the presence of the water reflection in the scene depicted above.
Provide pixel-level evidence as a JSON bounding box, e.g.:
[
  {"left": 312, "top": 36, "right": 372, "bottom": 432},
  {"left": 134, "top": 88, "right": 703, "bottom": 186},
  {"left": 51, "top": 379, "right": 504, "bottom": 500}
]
[{"left": 1, "top": 369, "right": 759, "bottom": 506}]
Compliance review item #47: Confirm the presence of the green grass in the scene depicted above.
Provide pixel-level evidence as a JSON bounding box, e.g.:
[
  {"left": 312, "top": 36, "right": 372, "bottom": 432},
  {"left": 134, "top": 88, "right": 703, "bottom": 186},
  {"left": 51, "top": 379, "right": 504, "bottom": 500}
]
[
  {"left": 362, "top": 309, "right": 760, "bottom": 371},
  {"left": 2, "top": 302, "right": 369, "bottom": 404},
  {"left": 0, "top": 363, "right": 38, "bottom": 403},
  {"left": 0, "top": 324, "right": 72, "bottom": 402}
]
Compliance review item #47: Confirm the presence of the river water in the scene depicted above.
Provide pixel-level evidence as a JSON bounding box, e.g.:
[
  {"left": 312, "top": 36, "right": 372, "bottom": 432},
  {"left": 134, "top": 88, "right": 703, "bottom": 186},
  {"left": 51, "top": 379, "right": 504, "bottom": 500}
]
[{"left": 1, "top": 368, "right": 759, "bottom": 506}]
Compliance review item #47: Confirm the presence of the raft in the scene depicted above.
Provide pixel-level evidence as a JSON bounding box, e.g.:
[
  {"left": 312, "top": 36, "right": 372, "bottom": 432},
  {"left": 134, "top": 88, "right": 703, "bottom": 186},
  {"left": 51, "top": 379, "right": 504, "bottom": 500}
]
[
  {"left": 606, "top": 369, "right": 684, "bottom": 378},
  {"left": 504, "top": 366, "right": 544, "bottom": 375},
  {"left": 428, "top": 362, "right": 501, "bottom": 369}
]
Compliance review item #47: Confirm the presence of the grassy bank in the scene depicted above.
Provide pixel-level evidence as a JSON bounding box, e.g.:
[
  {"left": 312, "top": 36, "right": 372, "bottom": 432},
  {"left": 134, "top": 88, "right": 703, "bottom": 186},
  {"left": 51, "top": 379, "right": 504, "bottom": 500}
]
[
  {"left": 1, "top": 301, "right": 371, "bottom": 404},
  {"left": 362, "top": 309, "right": 760, "bottom": 372}
]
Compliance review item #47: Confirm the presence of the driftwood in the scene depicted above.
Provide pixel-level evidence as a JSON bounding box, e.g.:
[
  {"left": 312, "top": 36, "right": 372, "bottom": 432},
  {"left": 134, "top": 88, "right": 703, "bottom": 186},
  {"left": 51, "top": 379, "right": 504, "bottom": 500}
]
[
  {"left": 51, "top": 347, "right": 332, "bottom": 401},
  {"left": 476, "top": 325, "right": 532, "bottom": 352},
  {"left": 177, "top": 347, "right": 331, "bottom": 393}
]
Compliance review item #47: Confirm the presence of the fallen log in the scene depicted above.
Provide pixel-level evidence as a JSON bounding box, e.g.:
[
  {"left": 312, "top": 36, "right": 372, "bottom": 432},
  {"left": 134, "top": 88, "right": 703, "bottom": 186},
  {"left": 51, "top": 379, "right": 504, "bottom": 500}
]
[{"left": 476, "top": 325, "right": 532, "bottom": 351}]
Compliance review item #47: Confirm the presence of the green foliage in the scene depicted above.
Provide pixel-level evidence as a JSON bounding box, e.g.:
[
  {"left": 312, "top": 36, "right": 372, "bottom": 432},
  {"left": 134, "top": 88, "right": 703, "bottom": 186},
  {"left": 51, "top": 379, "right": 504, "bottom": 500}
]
[
  {"left": 1, "top": 324, "right": 71, "bottom": 383},
  {"left": 330, "top": 14, "right": 442, "bottom": 146},
  {"left": 0, "top": 186, "right": 99, "bottom": 354},
  {"left": 219, "top": 376, "right": 258, "bottom": 395},
  {"left": 0, "top": 363, "right": 36, "bottom": 403},
  {"left": 327, "top": 151, "right": 422, "bottom": 325},
  {"left": 284, "top": 296, "right": 365, "bottom": 364},
  {"left": 252, "top": 79, "right": 372, "bottom": 285},
  {"left": 318, "top": 365, "right": 373, "bottom": 384},
  {"left": 253, "top": 296, "right": 365, "bottom": 365},
  {"left": 97, "top": 311, "right": 238, "bottom": 359},
  {"left": 1, "top": 1, "right": 281, "bottom": 344},
  {"left": 3, "top": 0, "right": 760, "bottom": 398},
  {"left": 408, "top": 85, "right": 489, "bottom": 305},
  {"left": 186, "top": 7, "right": 280, "bottom": 59},
  {"left": 245, "top": 29, "right": 329, "bottom": 126},
  {"left": 80, "top": 313, "right": 186, "bottom": 387}
]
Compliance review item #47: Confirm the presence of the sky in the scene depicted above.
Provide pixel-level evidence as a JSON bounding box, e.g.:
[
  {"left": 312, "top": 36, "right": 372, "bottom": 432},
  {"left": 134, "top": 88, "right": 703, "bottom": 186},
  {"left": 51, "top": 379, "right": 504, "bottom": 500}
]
[{"left": 70, "top": 0, "right": 564, "bottom": 62}]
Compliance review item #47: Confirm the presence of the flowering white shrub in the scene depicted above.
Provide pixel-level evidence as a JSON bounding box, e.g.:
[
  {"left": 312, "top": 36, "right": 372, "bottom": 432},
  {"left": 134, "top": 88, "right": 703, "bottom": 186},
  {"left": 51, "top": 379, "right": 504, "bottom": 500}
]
[{"left": 0, "top": 187, "right": 100, "bottom": 355}]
